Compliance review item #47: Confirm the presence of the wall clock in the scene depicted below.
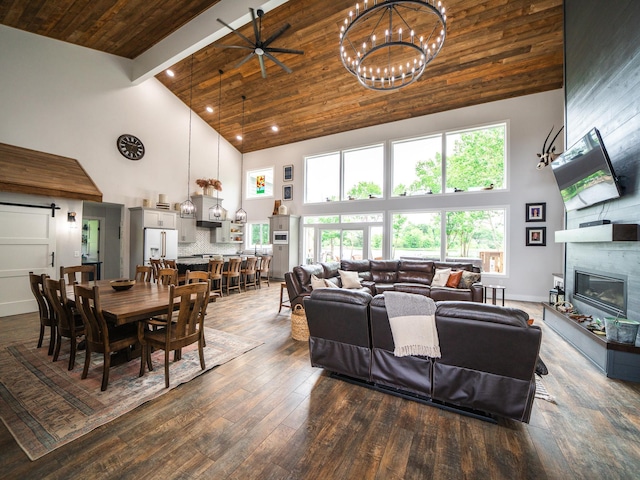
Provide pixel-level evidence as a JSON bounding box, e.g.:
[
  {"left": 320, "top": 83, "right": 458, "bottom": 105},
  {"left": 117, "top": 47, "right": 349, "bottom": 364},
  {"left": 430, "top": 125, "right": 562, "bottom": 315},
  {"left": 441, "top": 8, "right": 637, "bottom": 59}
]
[{"left": 117, "top": 134, "right": 145, "bottom": 160}]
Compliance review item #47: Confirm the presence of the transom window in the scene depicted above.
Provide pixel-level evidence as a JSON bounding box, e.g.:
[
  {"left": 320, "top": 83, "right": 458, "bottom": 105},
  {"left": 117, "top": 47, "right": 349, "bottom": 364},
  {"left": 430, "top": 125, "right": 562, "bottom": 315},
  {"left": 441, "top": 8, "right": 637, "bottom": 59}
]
[{"left": 247, "top": 167, "right": 274, "bottom": 199}]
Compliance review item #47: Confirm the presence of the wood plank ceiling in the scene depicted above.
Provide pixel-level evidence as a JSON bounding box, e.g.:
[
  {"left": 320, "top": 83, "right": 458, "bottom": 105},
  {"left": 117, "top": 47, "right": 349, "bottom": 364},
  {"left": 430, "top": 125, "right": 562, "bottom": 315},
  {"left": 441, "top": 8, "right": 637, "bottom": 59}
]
[{"left": 0, "top": 0, "right": 564, "bottom": 153}]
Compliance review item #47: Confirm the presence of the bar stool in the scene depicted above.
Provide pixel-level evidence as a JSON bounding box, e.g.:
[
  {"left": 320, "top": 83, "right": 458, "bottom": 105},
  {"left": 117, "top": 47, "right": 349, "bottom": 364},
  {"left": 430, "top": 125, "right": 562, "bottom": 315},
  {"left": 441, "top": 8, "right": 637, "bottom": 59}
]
[{"left": 279, "top": 282, "right": 291, "bottom": 313}]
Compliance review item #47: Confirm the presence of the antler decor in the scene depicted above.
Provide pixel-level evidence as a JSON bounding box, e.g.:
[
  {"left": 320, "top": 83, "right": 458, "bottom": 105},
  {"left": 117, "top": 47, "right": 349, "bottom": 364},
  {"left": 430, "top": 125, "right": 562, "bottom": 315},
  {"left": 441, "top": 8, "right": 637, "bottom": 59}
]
[{"left": 536, "top": 125, "right": 564, "bottom": 170}]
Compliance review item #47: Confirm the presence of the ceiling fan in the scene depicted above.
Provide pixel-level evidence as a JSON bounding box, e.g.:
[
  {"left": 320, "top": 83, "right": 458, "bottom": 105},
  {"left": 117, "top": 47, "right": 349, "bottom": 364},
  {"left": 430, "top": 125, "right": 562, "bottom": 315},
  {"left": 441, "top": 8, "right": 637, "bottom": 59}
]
[{"left": 213, "top": 8, "right": 304, "bottom": 78}]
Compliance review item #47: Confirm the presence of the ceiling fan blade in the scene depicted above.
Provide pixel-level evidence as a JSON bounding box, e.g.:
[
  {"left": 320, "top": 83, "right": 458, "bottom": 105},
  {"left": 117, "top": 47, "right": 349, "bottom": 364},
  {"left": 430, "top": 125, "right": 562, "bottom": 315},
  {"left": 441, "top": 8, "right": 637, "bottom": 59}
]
[
  {"left": 216, "top": 18, "right": 255, "bottom": 47},
  {"left": 262, "top": 23, "right": 291, "bottom": 47},
  {"left": 266, "top": 47, "right": 305, "bottom": 55},
  {"left": 249, "top": 8, "right": 261, "bottom": 44},
  {"left": 211, "top": 43, "right": 254, "bottom": 50},
  {"left": 264, "top": 51, "right": 293, "bottom": 74},
  {"left": 258, "top": 54, "right": 267, "bottom": 78},
  {"left": 234, "top": 52, "right": 255, "bottom": 69}
]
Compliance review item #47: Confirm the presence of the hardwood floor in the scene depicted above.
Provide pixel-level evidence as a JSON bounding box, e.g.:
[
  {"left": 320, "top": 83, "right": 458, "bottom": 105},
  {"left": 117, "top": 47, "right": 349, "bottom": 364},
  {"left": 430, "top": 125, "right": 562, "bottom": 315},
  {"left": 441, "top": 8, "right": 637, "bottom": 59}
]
[{"left": 1, "top": 287, "right": 640, "bottom": 479}]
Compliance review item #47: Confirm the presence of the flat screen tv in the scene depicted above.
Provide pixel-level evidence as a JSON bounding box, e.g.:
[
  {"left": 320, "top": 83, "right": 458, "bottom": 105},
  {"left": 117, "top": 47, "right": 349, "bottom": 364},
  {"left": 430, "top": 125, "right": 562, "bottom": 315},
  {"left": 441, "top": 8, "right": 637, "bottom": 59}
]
[{"left": 551, "top": 127, "right": 622, "bottom": 211}]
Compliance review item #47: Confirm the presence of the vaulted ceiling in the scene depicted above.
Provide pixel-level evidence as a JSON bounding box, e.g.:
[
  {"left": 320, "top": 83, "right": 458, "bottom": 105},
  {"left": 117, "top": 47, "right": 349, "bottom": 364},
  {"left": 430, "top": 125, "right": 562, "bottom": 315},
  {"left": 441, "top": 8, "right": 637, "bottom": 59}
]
[{"left": 0, "top": 0, "right": 564, "bottom": 153}]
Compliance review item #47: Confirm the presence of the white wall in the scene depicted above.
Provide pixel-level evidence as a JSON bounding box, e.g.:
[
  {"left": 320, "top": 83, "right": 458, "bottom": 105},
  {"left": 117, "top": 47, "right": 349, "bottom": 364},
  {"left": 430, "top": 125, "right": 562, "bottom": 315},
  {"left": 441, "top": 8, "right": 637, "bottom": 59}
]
[
  {"left": 242, "top": 90, "right": 566, "bottom": 301},
  {"left": 0, "top": 25, "right": 241, "bottom": 276}
]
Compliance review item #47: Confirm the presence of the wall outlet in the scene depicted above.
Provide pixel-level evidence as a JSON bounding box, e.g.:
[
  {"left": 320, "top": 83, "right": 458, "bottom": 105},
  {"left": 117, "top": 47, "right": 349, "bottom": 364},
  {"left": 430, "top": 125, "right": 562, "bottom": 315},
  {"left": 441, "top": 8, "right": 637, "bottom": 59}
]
[{"left": 74, "top": 251, "right": 80, "bottom": 257}]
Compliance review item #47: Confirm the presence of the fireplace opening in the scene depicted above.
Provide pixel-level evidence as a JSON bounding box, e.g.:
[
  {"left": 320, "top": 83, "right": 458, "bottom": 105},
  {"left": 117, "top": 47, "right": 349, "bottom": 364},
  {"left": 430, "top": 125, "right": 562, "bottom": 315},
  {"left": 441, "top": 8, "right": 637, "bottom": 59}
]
[{"left": 574, "top": 269, "right": 627, "bottom": 317}]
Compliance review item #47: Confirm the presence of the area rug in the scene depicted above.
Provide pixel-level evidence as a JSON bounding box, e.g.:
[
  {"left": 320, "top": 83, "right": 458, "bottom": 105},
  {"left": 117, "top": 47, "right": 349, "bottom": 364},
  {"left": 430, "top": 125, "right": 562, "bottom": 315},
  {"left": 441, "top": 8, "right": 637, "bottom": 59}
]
[
  {"left": 0, "top": 328, "right": 262, "bottom": 460},
  {"left": 534, "top": 375, "right": 556, "bottom": 404}
]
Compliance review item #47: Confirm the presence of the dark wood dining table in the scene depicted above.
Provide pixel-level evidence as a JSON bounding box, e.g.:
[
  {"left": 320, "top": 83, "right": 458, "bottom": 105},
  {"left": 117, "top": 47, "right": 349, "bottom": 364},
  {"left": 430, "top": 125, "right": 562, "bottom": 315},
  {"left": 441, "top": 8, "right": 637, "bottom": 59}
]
[{"left": 67, "top": 280, "right": 216, "bottom": 326}]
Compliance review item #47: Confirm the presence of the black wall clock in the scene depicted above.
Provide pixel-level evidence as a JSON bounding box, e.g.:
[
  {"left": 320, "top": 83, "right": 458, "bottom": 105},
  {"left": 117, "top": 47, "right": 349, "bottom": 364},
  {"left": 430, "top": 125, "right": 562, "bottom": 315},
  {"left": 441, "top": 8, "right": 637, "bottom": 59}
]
[{"left": 117, "top": 134, "right": 145, "bottom": 160}]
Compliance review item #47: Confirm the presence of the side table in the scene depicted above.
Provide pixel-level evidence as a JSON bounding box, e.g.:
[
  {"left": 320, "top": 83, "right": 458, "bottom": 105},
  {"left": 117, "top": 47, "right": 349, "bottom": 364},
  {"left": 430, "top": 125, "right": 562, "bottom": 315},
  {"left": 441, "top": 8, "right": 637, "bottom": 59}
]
[{"left": 483, "top": 285, "right": 506, "bottom": 306}]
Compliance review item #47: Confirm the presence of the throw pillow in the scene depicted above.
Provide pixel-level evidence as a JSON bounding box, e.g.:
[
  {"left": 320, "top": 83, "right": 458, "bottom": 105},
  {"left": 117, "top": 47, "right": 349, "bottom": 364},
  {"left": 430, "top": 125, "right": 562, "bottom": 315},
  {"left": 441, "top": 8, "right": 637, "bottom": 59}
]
[
  {"left": 446, "top": 270, "right": 463, "bottom": 288},
  {"left": 324, "top": 279, "right": 340, "bottom": 288},
  {"left": 458, "top": 271, "right": 481, "bottom": 289},
  {"left": 431, "top": 268, "right": 451, "bottom": 287},
  {"left": 338, "top": 269, "right": 362, "bottom": 289},
  {"left": 310, "top": 274, "right": 326, "bottom": 290}
]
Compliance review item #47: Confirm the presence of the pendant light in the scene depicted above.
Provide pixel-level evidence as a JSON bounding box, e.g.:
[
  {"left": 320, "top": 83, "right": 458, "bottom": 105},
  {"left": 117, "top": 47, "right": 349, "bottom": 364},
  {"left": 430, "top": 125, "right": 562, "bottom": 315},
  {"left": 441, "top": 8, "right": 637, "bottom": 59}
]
[
  {"left": 235, "top": 95, "right": 247, "bottom": 224},
  {"left": 180, "top": 55, "right": 196, "bottom": 218},
  {"left": 209, "top": 69, "right": 224, "bottom": 220}
]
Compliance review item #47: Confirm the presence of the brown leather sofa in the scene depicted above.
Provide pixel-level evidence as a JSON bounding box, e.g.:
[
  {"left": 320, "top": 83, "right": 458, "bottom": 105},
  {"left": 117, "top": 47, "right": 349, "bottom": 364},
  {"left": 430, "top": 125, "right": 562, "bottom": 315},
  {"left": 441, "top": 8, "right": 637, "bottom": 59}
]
[
  {"left": 284, "top": 259, "right": 483, "bottom": 310},
  {"left": 304, "top": 288, "right": 542, "bottom": 423}
]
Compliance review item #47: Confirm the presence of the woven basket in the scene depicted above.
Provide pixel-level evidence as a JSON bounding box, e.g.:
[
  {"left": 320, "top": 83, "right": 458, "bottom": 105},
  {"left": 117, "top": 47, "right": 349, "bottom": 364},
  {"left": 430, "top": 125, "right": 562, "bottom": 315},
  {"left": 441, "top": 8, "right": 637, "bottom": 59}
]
[{"left": 291, "top": 304, "right": 309, "bottom": 341}]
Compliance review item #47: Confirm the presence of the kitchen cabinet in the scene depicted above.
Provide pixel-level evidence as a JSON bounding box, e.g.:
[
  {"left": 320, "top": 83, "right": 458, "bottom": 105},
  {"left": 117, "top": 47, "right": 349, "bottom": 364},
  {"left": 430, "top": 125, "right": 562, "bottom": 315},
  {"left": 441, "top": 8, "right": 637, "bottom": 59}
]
[
  {"left": 177, "top": 216, "right": 197, "bottom": 243},
  {"left": 139, "top": 208, "right": 177, "bottom": 229},
  {"left": 213, "top": 220, "right": 244, "bottom": 243},
  {"left": 269, "top": 215, "right": 299, "bottom": 279}
]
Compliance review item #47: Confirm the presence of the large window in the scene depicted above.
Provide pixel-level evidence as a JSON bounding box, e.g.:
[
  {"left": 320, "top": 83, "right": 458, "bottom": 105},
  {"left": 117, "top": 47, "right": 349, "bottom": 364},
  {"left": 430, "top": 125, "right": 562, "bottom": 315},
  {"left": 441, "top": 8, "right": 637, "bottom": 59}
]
[
  {"left": 392, "top": 135, "right": 442, "bottom": 196},
  {"left": 391, "top": 212, "right": 442, "bottom": 259},
  {"left": 343, "top": 144, "right": 384, "bottom": 199},
  {"left": 305, "top": 153, "right": 340, "bottom": 203},
  {"left": 247, "top": 222, "right": 270, "bottom": 250}
]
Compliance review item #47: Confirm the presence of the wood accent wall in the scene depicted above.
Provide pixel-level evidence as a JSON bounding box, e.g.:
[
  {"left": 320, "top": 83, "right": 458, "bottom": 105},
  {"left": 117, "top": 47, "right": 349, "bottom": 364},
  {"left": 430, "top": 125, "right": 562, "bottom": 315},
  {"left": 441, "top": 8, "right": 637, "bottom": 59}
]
[
  {"left": 0, "top": 143, "right": 103, "bottom": 202},
  {"left": 564, "top": 0, "right": 640, "bottom": 321}
]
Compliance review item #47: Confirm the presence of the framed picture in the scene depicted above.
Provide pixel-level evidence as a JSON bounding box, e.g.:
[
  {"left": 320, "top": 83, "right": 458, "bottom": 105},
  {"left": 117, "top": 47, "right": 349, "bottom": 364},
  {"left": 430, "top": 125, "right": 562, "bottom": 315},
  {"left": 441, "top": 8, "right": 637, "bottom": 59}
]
[
  {"left": 526, "top": 227, "right": 546, "bottom": 246},
  {"left": 283, "top": 184, "right": 293, "bottom": 201},
  {"left": 283, "top": 165, "right": 293, "bottom": 182},
  {"left": 526, "top": 202, "right": 546, "bottom": 222}
]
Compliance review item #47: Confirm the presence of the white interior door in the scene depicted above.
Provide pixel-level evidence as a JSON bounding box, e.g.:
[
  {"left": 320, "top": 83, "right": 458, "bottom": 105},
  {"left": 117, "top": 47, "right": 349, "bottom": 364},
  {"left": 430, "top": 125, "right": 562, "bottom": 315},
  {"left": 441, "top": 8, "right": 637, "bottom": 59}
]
[{"left": 0, "top": 205, "right": 56, "bottom": 317}]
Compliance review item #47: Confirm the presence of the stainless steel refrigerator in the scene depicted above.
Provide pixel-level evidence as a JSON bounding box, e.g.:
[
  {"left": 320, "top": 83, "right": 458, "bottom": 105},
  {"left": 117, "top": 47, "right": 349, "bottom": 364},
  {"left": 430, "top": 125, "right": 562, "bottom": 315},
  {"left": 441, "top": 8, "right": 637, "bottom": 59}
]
[{"left": 143, "top": 228, "right": 178, "bottom": 264}]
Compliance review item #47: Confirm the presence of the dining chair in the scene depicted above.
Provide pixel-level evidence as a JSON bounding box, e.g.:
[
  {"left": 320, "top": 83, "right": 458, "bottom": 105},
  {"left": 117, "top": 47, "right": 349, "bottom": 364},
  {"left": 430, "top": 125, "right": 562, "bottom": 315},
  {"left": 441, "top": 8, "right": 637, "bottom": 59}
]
[
  {"left": 149, "top": 258, "right": 163, "bottom": 282},
  {"left": 207, "top": 259, "right": 224, "bottom": 297},
  {"left": 60, "top": 264, "right": 97, "bottom": 284},
  {"left": 240, "top": 256, "right": 258, "bottom": 291},
  {"left": 43, "top": 277, "right": 85, "bottom": 370},
  {"left": 134, "top": 265, "right": 153, "bottom": 283},
  {"left": 157, "top": 267, "right": 178, "bottom": 286},
  {"left": 185, "top": 270, "right": 210, "bottom": 284},
  {"left": 29, "top": 272, "right": 55, "bottom": 355},
  {"left": 162, "top": 259, "right": 177, "bottom": 268},
  {"left": 138, "top": 281, "right": 210, "bottom": 388},
  {"left": 257, "top": 255, "right": 272, "bottom": 288},
  {"left": 74, "top": 284, "right": 139, "bottom": 391},
  {"left": 222, "top": 257, "right": 242, "bottom": 295}
]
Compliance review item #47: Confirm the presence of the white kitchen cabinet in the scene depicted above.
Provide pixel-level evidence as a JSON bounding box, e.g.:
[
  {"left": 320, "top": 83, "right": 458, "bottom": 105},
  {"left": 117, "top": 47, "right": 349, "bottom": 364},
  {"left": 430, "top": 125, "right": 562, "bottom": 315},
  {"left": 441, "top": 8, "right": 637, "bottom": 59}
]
[
  {"left": 269, "top": 215, "right": 299, "bottom": 279},
  {"left": 177, "top": 216, "right": 197, "bottom": 243},
  {"left": 213, "top": 220, "right": 244, "bottom": 243},
  {"left": 141, "top": 208, "right": 177, "bottom": 229}
]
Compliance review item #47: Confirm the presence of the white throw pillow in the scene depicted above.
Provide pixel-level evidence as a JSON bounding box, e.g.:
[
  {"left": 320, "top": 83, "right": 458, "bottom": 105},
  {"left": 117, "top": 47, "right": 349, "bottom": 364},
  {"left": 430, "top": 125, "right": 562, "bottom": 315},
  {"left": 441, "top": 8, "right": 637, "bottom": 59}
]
[
  {"left": 431, "top": 268, "right": 452, "bottom": 287},
  {"left": 338, "top": 269, "right": 362, "bottom": 289},
  {"left": 324, "top": 279, "right": 340, "bottom": 288},
  {"left": 310, "top": 274, "right": 326, "bottom": 290}
]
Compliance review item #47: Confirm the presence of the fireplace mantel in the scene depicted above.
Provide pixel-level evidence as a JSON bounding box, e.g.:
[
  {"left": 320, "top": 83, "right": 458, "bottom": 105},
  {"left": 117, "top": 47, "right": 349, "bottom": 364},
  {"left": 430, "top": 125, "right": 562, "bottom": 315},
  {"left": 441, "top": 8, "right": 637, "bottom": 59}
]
[{"left": 555, "top": 224, "right": 639, "bottom": 243}]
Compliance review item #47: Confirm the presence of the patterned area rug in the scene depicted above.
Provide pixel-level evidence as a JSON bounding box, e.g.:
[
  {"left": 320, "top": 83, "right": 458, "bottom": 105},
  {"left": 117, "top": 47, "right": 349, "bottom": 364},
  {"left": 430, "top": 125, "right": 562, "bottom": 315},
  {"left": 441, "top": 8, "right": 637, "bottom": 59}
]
[
  {"left": 0, "top": 328, "right": 262, "bottom": 460},
  {"left": 535, "top": 376, "right": 556, "bottom": 403}
]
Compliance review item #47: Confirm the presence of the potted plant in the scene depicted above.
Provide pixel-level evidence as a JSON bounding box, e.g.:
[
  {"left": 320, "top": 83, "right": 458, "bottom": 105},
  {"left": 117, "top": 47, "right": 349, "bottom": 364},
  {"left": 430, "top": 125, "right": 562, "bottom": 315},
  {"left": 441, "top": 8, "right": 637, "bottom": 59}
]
[{"left": 196, "top": 178, "right": 222, "bottom": 196}]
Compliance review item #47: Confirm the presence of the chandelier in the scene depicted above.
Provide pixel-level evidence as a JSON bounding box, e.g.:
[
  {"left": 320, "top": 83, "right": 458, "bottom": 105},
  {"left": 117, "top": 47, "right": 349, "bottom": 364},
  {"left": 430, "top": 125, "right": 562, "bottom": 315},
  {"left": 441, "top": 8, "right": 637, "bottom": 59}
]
[
  {"left": 339, "top": 0, "right": 447, "bottom": 91},
  {"left": 209, "top": 69, "right": 224, "bottom": 220},
  {"left": 180, "top": 55, "right": 196, "bottom": 218}
]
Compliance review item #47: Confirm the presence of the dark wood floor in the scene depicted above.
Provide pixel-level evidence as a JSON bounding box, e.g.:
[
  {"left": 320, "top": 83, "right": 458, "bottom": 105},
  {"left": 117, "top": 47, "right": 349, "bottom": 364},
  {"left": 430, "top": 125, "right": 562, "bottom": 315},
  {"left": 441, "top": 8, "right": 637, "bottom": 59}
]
[{"left": 2, "top": 284, "right": 640, "bottom": 479}]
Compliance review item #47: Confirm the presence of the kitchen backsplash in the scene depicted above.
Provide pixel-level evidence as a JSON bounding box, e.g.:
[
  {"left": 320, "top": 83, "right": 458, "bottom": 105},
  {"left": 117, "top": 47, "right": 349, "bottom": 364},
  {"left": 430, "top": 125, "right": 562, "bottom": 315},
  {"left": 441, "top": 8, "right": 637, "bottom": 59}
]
[{"left": 177, "top": 228, "right": 240, "bottom": 257}]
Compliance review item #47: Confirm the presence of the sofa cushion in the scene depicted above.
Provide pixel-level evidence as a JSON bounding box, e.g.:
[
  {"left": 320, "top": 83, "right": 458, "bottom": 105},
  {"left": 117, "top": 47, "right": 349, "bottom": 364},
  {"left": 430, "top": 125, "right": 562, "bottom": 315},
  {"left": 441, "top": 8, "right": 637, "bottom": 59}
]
[
  {"left": 436, "top": 301, "right": 530, "bottom": 327},
  {"left": 446, "top": 270, "right": 463, "bottom": 288},
  {"left": 295, "top": 264, "right": 324, "bottom": 293},
  {"left": 431, "top": 268, "right": 451, "bottom": 287},
  {"left": 370, "top": 260, "right": 399, "bottom": 283},
  {"left": 339, "top": 269, "right": 362, "bottom": 289},
  {"left": 397, "top": 260, "right": 435, "bottom": 285},
  {"left": 435, "top": 262, "right": 476, "bottom": 272},
  {"left": 322, "top": 262, "right": 340, "bottom": 279},
  {"left": 458, "top": 270, "right": 481, "bottom": 289}
]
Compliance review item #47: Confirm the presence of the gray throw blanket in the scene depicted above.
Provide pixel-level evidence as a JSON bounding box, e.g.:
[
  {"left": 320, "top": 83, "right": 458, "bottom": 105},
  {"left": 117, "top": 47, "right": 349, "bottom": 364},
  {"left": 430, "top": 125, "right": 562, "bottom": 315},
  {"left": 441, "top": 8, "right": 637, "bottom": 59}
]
[{"left": 383, "top": 291, "right": 441, "bottom": 358}]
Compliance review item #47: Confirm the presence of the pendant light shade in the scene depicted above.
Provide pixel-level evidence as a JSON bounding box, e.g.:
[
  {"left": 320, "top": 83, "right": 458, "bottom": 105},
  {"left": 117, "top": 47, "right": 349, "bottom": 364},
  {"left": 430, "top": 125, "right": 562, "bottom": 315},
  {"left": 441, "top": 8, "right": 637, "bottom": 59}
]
[
  {"left": 235, "top": 95, "right": 248, "bottom": 224},
  {"left": 180, "top": 55, "right": 196, "bottom": 218},
  {"left": 209, "top": 69, "right": 224, "bottom": 221}
]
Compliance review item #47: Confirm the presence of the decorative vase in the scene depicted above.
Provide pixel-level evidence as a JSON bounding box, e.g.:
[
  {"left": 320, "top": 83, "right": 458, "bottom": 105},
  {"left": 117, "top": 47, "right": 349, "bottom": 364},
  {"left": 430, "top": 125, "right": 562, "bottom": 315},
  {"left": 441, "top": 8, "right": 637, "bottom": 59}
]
[{"left": 204, "top": 186, "right": 214, "bottom": 196}]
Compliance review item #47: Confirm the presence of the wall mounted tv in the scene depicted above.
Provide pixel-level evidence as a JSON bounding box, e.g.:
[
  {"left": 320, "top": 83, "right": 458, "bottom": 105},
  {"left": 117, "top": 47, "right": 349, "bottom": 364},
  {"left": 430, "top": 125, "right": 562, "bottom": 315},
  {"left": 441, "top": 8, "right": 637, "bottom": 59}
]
[{"left": 551, "top": 127, "right": 622, "bottom": 211}]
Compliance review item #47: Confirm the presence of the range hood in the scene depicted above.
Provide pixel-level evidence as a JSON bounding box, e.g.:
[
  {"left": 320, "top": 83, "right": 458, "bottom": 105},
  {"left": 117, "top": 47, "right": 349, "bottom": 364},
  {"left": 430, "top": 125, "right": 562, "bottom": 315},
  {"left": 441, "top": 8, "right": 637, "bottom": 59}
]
[
  {"left": 192, "top": 195, "right": 223, "bottom": 228},
  {"left": 196, "top": 220, "right": 222, "bottom": 228}
]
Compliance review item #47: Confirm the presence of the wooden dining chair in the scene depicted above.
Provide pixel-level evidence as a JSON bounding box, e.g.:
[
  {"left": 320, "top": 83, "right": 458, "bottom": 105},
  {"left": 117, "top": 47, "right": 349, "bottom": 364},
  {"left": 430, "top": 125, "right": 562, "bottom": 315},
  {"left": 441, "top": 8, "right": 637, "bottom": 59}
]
[
  {"left": 222, "top": 257, "right": 242, "bottom": 295},
  {"left": 29, "top": 272, "right": 55, "bottom": 355},
  {"left": 60, "top": 264, "right": 96, "bottom": 284},
  {"left": 157, "top": 267, "right": 178, "bottom": 286},
  {"left": 74, "top": 284, "right": 139, "bottom": 391},
  {"left": 162, "top": 259, "right": 177, "bottom": 268},
  {"left": 149, "top": 258, "right": 163, "bottom": 282},
  {"left": 138, "top": 281, "right": 210, "bottom": 388},
  {"left": 134, "top": 265, "right": 153, "bottom": 283},
  {"left": 185, "top": 270, "right": 210, "bottom": 284},
  {"left": 257, "top": 255, "right": 272, "bottom": 288},
  {"left": 43, "top": 277, "right": 85, "bottom": 370},
  {"left": 207, "top": 259, "right": 224, "bottom": 297},
  {"left": 240, "top": 256, "right": 258, "bottom": 291}
]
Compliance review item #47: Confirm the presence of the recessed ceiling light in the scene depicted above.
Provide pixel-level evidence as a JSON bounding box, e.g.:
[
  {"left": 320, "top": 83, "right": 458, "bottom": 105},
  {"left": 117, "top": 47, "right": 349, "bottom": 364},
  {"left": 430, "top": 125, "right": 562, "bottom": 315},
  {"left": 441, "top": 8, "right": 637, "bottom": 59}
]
[
  {"left": 271, "top": 125, "right": 279, "bottom": 132},
  {"left": 236, "top": 135, "right": 243, "bottom": 141},
  {"left": 166, "top": 69, "right": 175, "bottom": 77},
  {"left": 206, "top": 106, "right": 214, "bottom": 113}
]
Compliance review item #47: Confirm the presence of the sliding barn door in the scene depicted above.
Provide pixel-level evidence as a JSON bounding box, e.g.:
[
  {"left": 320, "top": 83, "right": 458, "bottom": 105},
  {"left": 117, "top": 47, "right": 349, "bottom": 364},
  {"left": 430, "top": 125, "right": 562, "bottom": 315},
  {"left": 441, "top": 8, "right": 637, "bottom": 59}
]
[{"left": 0, "top": 205, "right": 56, "bottom": 317}]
